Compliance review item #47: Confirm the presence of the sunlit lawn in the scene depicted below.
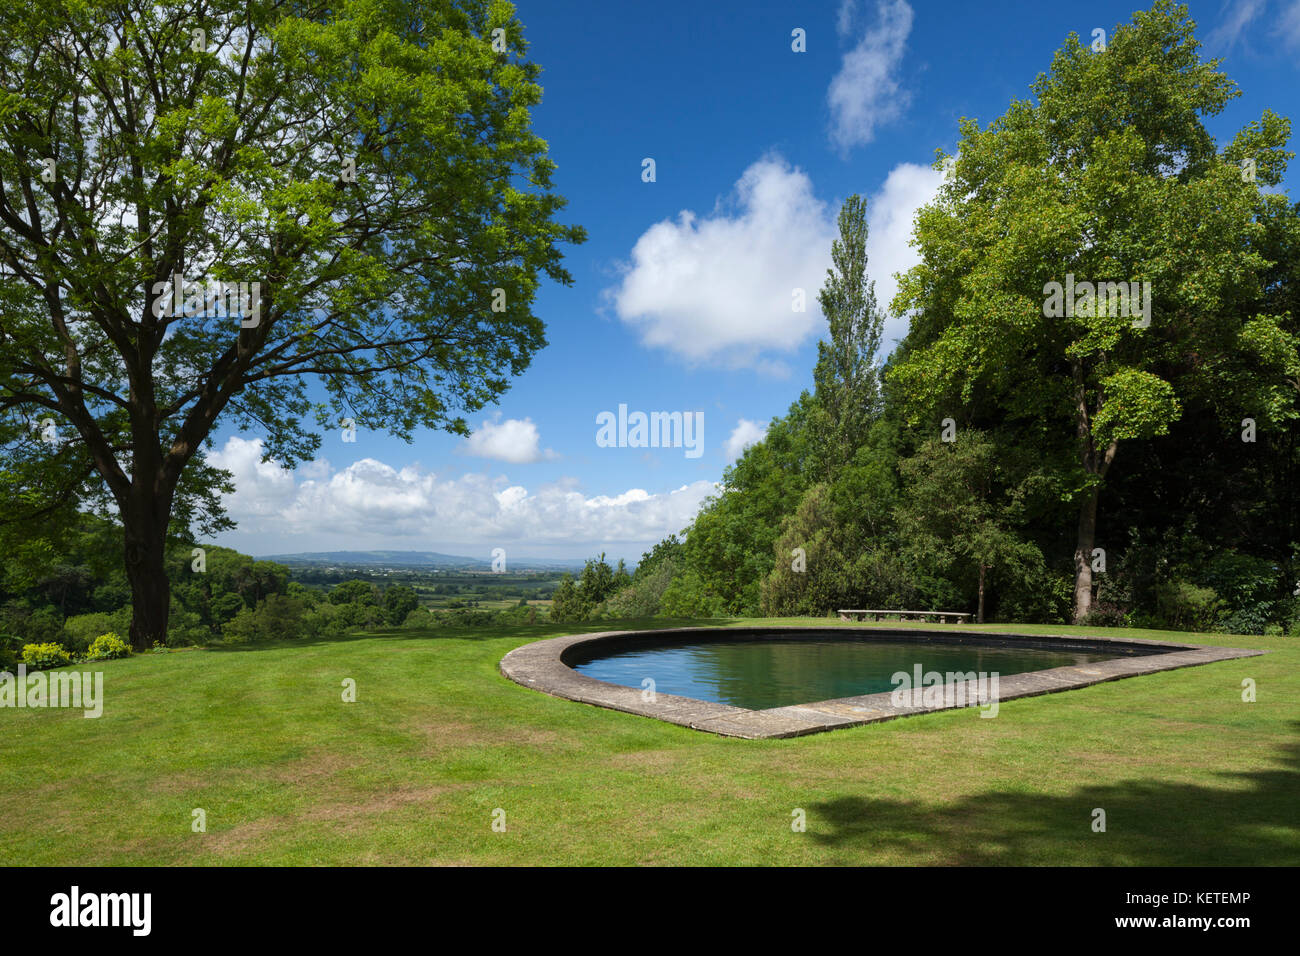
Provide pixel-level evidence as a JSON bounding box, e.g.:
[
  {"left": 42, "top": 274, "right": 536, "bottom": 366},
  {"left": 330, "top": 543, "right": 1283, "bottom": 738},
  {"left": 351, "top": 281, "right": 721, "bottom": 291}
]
[{"left": 2, "top": 618, "right": 1295, "bottom": 865}]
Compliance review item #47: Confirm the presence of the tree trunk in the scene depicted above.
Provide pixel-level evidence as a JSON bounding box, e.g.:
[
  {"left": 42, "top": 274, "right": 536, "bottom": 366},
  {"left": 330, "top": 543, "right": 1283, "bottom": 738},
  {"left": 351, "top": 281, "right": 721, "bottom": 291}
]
[
  {"left": 122, "top": 494, "right": 173, "bottom": 651},
  {"left": 1069, "top": 357, "right": 1119, "bottom": 626},
  {"left": 1072, "top": 485, "right": 1101, "bottom": 624},
  {"left": 977, "top": 563, "right": 986, "bottom": 624}
]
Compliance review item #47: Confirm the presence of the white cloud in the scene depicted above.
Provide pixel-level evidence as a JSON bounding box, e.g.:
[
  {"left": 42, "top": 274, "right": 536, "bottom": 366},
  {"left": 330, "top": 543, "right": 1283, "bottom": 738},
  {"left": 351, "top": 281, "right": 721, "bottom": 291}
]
[
  {"left": 865, "top": 160, "right": 946, "bottom": 348},
  {"left": 828, "top": 0, "right": 914, "bottom": 152},
  {"left": 607, "top": 156, "right": 835, "bottom": 369},
  {"left": 462, "top": 414, "right": 555, "bottom": 464},
  {"left": 1279, "top": 1, "right": 1300, "bottom": 48},
  {"left": 607, "top": 154, "right": 943, "bottom": 369},
  {"left": 208, "top": 436, "right": 714, "bottom": 555},
  {"left": 1206, "top": 0, "right": 1267, "bottom": 50},
  {"left": 1205, "top": 1, "right": 1300, "bottom": 52},
  {"left": 724, "top": 419, "right": 768, "bottom": 460}
]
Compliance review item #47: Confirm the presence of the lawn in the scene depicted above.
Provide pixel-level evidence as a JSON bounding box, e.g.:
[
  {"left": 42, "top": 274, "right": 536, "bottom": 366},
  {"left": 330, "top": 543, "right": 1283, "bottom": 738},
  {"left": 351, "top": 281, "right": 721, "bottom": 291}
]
[{"left": 2, "top": 619, "right": 1296, "bottom": 865}]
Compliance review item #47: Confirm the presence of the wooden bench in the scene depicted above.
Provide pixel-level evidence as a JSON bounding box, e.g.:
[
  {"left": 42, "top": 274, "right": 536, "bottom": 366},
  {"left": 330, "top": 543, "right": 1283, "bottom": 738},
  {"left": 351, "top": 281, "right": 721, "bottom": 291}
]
[{"left": 837, "top": 609, "right": 972, "bottom": 624}]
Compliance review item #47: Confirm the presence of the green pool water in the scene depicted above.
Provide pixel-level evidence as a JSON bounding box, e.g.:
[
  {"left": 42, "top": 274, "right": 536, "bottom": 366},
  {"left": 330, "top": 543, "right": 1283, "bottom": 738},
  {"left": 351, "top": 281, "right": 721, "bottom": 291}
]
[{"left": 571, "top": 635, "right": 1124, "bottom": 710}]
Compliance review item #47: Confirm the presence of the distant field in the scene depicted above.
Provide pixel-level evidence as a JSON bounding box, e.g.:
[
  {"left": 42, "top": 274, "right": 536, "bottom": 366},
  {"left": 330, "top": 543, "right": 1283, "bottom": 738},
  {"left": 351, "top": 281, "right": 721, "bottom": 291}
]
[
  {"left": 2, "top": 618, "right": 1295, "bottom": 865},
  {"left": 287, "top": 567, "right": 563, "bottom": 611}
]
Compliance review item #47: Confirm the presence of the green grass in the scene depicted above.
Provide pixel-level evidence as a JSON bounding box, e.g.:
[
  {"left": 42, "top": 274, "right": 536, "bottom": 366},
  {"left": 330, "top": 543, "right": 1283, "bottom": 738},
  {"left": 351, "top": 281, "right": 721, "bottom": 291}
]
[{"left": 2, "top": 618, "right": 1296, "bottom": 865}]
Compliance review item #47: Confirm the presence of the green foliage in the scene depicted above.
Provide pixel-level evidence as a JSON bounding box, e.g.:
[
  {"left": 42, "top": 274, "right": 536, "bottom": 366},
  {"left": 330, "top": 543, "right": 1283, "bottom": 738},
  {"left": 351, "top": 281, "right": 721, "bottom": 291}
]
[
  {"left": 810, "top": 193, "right": 885, "bottom": 478},
  {"left": 633, "top": 535, "right": 684, "bottom": 583},
  {"left": 887, "top": 0, "right": 1294, "bottom": 622},
  {"left": 0, "top": 634, "right": 21, "bottom": 671},
  {"left": 21, "top": 642, "right": 71, "bottom": 670},
  {"left": 680, "top": 392, "right": 818, "bottom": 614},
  {"left": 600, "top": 558, "right": 677, "bottom": 619},
  {"left": 759, "top": 483, "right": 843, "bottom": 617},
  {"left": 656, "top": 5, "right": 1300, "bottom": 635},
  {"left": 329, "top": 580, "right": 380, "bottom": 607},
  {"left": 545, "top": 555, "right": 628, "bottom": 624},
  {"left": 222, "top": 595, "right": 309, "bottom": 643},
  {"left": 86, "top": 633, "right": 131, "bottom": 661},
  {"left": 547, "top": 575, "right": 587, "bottom": 624},
  {"left": 63, "top": 610, "right": 133, "bottom": 655},
  {"left": 1078, "top": 601, "right": 1133, "bottom": 629},
  {"left": 658, "top": 570, "right": 724, "bottom": 618},
  {"left": 1154, "top": 581, "right": 1223, "bottom": 633},
  {"left": 0, "top": 0, "right": 584, "bottom": 647},
  {"left": 895, "top": 433, "right": 1046, "bottom": 622},
  {"left": 577, "top": 554, "right": 617, "bottom": 607},
  {"left": 383, "top": 585, "right": 420, "bottom": 626}
]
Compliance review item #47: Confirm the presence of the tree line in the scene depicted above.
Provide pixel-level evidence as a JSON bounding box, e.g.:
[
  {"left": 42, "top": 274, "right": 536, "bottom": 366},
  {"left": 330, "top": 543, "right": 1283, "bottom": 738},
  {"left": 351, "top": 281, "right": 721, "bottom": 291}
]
[{"left": 574, "top": 4, "right": 1300, "bottom": 635}]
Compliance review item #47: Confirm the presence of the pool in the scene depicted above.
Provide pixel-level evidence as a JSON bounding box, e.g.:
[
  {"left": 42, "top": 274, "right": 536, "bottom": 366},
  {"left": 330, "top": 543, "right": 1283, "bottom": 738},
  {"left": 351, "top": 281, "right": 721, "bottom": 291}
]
[
  {"left": 499, "top": 626, "right": 1264, "bottom": 738},
  {"left": 571, "top": 635, "right": 1123, "bottom": 710}
]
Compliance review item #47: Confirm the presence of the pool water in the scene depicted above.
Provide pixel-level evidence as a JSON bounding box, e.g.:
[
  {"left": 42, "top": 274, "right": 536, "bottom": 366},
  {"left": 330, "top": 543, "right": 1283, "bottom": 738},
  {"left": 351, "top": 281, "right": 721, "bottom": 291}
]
[{"left": 571, "top": 637, "right": 1120, "bottom": 710}]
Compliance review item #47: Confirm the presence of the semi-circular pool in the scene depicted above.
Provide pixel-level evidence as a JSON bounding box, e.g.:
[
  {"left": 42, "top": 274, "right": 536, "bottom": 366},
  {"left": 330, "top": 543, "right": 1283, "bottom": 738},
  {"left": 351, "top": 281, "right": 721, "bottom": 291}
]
[{"left": 498, "top": 626, "right": 1262, "bottom": 739}]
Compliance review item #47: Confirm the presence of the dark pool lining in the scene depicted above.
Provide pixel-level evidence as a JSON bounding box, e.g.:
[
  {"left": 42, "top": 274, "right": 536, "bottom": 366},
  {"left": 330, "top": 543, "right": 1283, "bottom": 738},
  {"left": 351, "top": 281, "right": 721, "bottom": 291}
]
[{"left": 560, "top": 626, "right": 1173, "bottom": 668}]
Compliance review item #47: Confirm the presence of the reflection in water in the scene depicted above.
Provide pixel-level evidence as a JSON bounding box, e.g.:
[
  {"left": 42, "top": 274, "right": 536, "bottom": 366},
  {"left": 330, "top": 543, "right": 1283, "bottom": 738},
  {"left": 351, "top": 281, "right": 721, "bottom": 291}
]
[{"left": 573, "top": 639, "right": 1116, "bottom": 711}]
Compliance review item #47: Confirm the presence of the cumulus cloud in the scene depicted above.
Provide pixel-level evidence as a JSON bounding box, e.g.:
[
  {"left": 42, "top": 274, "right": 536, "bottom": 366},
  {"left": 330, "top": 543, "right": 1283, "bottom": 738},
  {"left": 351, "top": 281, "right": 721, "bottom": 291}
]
[
  {"left": 724, "top": 419, "right": 768, "bottom": 460},
  {"left": 828, "top": 0, "right": 914, "bottom": 152},
  {"left": 462, "top": 414, "right": 555, "bottom": 464},
  {"left": 865, "top": 160, "right": 945, "bottom": 348},
  {"left": 607, "top": 156, "right": 835, "bottom": 368},
  {"left": 208, "top": 436, "right": 714, "bottom": 554},
  {"left": 607, "top": 154, "right": 943, "bottom": 368}
]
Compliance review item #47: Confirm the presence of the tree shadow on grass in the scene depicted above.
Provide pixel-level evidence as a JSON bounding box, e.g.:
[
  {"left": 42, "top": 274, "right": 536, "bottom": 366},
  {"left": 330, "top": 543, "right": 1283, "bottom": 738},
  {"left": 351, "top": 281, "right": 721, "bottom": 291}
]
[{"left": 807, "top": 722, "right": 1300, "bottom": 866}]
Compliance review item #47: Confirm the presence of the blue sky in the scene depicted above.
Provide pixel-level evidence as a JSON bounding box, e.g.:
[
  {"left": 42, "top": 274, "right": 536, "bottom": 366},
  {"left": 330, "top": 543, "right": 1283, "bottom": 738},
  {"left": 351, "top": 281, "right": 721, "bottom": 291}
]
[{"left": 208, "top": 0, "right": 1300, "bottom": 564}]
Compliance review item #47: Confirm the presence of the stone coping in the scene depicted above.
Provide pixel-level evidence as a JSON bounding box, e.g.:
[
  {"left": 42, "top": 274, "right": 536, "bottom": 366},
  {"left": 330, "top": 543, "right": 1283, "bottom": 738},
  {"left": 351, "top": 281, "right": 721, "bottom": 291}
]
[{"left": 498, "top": 625, "right": 1266, "bottom": 739}]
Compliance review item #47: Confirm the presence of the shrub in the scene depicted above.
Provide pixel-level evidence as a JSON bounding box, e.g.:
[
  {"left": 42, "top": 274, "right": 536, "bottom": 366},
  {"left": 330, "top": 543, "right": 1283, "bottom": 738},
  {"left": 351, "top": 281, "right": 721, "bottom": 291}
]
[
  {"left": 383, "top": 585, "right": 420, "bottom": 625},
  {"left": 1202, "top": 552, "right": 1281, "bottom": 634},
  {"left": 328, "top": 579, "right": 379, "bottom": 606},
  {"left": 12, "top": 606, "right": 66, "bottom": 644},
  {"left": 658, "top": 569, "right": 724, "bottom": 618},
  {"left": 1154, "top": 580, "right": 1222, "bottom": 632},
  {"left": 166, "top": 604, "right": 214, "bottom": 647},
  {"left": 332, "top": 600, "right": 385, "bottom": 629},
  {"left": 401, "top": 606, "right": 436, "bottom": 629},
  {"left": 87, "top": 632, "right": 131, "bottom": 660},
  {"left": 301, "top": 601, "right": 354, "bottom": 639},
  {"left": 1216, "top": 606, "right": 1274, "bottom": 636},
  {"left": 222, "top": 594, "right": 308, "bottom": 643},
  {"left": 63, "top": 610, "right": 132, "bottom": 655},
  {"left": 1078, "top": 600, "right": 1130, "bottom": 628},
  {"left": 994, "top": 565, "right": 1073, "bottom": 624},
  {"left": 21, "top": 642, "right": 72, "bottom": 670},
  {"left": 599, "top": 558, "right": 675, "bottom": 619},
  {"left": 0, "top": 634, "right": 21, "bottom": 671},
  {"left": 548, "top": 575, "right": 590, "bottom": 623}
]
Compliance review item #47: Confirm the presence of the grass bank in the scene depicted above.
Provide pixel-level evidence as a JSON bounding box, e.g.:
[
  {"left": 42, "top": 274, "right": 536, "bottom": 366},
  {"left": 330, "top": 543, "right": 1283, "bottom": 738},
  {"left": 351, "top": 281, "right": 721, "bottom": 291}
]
[{"left": 1, "top": 619, "right": 1294, "bottom": 865}]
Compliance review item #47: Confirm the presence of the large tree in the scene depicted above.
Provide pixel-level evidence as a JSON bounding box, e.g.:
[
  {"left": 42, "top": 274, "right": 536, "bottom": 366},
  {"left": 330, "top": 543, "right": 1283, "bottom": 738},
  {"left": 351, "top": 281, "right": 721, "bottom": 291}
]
[
  {"left": 0, "top": 0, "right": 584, "bottom": 648},
  {"left": 810, "top": 193, "right": 884, "bottom": 478},
  {"left": 889, "top": 0, "right": 1294, "bottom": 622}
]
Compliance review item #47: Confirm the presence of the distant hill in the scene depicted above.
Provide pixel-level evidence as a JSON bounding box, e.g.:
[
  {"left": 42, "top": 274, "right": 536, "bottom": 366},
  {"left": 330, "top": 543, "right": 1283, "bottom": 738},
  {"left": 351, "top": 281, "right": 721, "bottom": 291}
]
[{"left": 260, "top": 549, "right": 587, "bottom": 572}]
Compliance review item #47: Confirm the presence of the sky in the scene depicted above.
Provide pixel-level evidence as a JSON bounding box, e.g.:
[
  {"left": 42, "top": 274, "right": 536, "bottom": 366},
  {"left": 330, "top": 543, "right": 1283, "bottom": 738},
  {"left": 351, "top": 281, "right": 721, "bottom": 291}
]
[{"left": 207, "top": 0, "right": 1300, "bottom": 564}]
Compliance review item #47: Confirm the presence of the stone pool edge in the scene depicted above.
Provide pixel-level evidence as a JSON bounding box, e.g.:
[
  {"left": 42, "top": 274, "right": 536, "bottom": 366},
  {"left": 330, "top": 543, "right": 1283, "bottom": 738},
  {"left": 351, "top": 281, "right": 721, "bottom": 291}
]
[{"left": 497, "top": 625, "right": 1267, "bottom": 740}]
